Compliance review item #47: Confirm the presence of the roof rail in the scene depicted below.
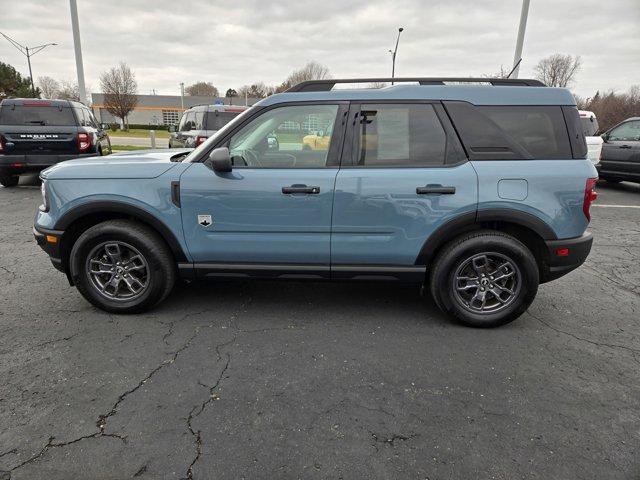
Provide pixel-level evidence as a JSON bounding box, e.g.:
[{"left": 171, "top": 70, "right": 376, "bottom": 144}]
[{"left": 286, "top": 77, "right": 545, "bottom": 92}]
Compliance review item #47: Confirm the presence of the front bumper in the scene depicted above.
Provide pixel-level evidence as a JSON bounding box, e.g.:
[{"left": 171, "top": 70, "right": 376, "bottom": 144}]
[
  {"left": 1, "top": 153, "right": 96, "bottom": 174},
  {"left": 541, "top": 232, "right": 593, "bottom": 283},
  {"left": 33, "top": 224, "right": 65, "bottom": 273}
]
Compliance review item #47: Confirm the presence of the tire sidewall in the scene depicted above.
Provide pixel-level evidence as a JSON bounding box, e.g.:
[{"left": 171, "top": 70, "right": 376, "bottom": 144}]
[
  {"left": 71, "top": 224, "right": 170, "bottom": 313},
  {"left": 0, "top": 174, "right": 19, "bottom": 187},
  {"left": 436, "top": 234, "right": 539, "bottom": 327}
]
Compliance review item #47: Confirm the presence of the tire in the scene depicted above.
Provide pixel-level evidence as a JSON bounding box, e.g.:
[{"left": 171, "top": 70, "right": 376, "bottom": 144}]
[
  {"left": 0, "top": 174, "right": 19, "bottom": 187},
  {"left": 429, "top": 230, "right": 539, "bottom": 328},
  {"left": 70, "top": 219, "right": 176, "bottom": 313}
]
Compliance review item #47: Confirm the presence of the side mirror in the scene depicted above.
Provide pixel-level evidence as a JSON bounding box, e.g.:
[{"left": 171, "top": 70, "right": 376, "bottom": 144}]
[
  {"left": 206, "top": 147, "right": 232, "bottom": 173},
  {"left": 267, "top": 135, "right": 279, "bottom": 151},
  {"left": 601, "top": 133, "right": 609, "bottom": 143},
  {"left": 168, "top": 125, "right": 177, "bottom": 133}
]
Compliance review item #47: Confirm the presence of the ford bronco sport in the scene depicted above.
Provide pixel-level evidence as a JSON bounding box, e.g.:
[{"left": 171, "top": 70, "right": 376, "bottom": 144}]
[
  {"left": 0, "top": 98, "right": 111, "bottom": 187},
  {"left": 33, "top": 78, "right": 597, "bottom": 327}
]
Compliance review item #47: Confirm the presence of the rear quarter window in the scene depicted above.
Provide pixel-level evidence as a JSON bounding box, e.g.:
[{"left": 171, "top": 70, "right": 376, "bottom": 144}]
[
  {"left": 444, "top": 102, "right": 575, "bottom": 160},
  {"left": 0, "top": 105, "right": 76, "bottom": 126}
]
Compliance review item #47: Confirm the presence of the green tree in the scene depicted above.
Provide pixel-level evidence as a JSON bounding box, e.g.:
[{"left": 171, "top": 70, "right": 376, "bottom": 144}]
[{"left": 0, "top": 62, "right": 39, "bottom": 99}]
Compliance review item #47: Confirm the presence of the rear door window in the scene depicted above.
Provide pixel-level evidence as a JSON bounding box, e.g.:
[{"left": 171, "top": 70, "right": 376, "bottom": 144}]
[
  {"left": 0, "top": 105, "right": 76, "bottom": 126},
  {"left": 354, "top": 104, "right": 454, "bottom": 167}
]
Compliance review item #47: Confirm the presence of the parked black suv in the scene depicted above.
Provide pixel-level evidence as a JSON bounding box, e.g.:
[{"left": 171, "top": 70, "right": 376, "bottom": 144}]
[
  {"left": 0, "top": 98, "right": 111, "bottom": 187},
  {"left": 597, "top": 117, "right": 640, "bottom": 184}
]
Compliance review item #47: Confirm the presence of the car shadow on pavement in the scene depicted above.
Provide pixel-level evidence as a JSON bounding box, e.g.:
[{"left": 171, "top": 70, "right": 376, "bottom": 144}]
[{"left": 162, "top": 278, "right": 454, "bottom": 328}]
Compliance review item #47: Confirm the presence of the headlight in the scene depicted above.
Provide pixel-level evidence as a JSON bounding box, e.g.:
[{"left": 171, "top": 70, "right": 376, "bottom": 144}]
[{"left": 40, "top": 180, "right": 49, "bottom": 212}]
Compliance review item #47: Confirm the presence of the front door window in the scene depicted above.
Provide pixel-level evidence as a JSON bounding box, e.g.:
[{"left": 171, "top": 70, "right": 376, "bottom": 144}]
[{"left": 228, "top": 104, "right": 339, "bottom": 168}]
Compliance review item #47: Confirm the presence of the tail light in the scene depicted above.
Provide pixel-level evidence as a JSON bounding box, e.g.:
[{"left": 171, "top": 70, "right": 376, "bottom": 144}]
[
  {"left": 195, "top": 135, "right": 208, "bottom": 146},
  {"left": 77, "top": 132, "right": 91, "bottom": 152},
  {"left": 583, "top": 177, "right": 598, "bottom": 221},
  {"left": 0, "top": 135, "right": 4, "bottom": 152}
]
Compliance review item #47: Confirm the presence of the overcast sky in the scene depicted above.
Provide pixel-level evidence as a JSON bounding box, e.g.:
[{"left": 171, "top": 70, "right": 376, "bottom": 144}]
[{"left": 2, "top": 0, "right": 639, "bottom": 99}]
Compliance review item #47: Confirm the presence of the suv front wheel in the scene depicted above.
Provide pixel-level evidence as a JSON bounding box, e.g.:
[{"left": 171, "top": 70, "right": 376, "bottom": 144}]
[
  {"left": 429, "top": 230, "right": 539, "bottom": 328},
  {"left": 70, "top": 219, "right": 176, "bottom": 313}
]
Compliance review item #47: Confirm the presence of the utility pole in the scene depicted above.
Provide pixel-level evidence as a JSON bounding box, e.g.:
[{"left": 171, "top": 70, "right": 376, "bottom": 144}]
[
  {"left": 0, "top": 31, "right": 57, "bottom": 96},
  {"left": 512, "top": 0, "right": 530, "bottom": 79},
  {"left": 180, "top": 82, "right": 185, "bottom": 109},
  {"left": 69, "top": 0, "right": 88, "bottom": 104},
  {"left": 389, "top": 27, "right": 404, "bottom": 85}
]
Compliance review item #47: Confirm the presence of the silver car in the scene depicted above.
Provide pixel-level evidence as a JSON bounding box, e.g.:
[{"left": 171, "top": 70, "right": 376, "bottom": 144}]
[{"left": 168, "top": 104, "right": 250, "bottom": 148}]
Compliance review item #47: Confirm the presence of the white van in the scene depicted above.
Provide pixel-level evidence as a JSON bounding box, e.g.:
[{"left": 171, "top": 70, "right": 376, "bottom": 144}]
[{"left": 579, "top": 110, "right": 602, "bottom": 165}]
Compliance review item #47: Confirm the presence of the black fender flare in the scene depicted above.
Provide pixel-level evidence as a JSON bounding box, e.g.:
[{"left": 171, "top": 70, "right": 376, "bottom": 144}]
[
  {"left": 415, "top": 209, "right": 557, "bottom": 266},
  {"left": 55, "top": 200, "right": 188, "bottom": 263}
]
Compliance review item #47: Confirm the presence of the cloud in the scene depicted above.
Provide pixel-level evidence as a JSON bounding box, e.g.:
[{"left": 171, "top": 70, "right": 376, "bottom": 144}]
[{"left": 1, "top": 0, "right": 638, "bottom": 97}]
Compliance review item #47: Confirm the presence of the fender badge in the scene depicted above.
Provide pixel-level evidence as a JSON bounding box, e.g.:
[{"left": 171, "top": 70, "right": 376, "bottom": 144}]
[{"left": 197, "top": 215, "right": 212, "bottom": 227}]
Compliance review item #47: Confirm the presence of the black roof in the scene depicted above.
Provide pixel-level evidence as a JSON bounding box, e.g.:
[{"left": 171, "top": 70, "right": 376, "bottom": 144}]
[{"left": 287, "top": 77, "right": 545, "bottom": 92}]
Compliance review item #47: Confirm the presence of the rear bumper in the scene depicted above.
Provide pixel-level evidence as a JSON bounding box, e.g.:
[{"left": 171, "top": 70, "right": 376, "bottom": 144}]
[
  {"left": 0, "top": 153, "right": 96, "bottom": 174},
  {"left": 33, "top": 225, "right": 66, "bottom": 273},
  {"left": 541, "top": 232, "right": 593, "bottom": 283}
]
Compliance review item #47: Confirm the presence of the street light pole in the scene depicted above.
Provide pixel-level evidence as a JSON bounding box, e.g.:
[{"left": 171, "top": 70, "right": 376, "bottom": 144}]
[
  {"left": 69, "top": 0, "right": 88, "bottom": 104},
  {"left": 25, "top": 47, "right": 35, "bottom": 94},
  {"left": 0, "top": 31, "right": 57, "bottom": 96},
  {"left": 180, "top": 82, "right": 185, "bottom": 109},
  {"left": 389, "top": 27, "right": 404, "bottom": 85},
  {"left": 512, "top": 0, "right": 530, "bottom": 79}
]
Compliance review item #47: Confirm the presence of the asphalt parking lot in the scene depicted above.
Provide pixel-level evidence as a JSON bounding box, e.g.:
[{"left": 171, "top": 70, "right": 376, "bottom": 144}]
[{"left": 0, "top": 178, "right": 639, "bottom": 480}]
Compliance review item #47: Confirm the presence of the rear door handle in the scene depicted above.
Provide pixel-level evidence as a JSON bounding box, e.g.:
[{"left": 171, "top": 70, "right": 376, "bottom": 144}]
[
  {"left": 282, "top": 184, "right": 320, "bottom": 194},
  {"left": 620, "top": 145, "right": 632, "bottom": 149},
  {"left": 416, "top": 185, "right": 456, "bottom": 195}
]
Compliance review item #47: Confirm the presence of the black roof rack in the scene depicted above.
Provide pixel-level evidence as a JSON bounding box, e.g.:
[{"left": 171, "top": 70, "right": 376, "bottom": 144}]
[{"left": 287, "top": 77, "right": 545, "bottom": 92}]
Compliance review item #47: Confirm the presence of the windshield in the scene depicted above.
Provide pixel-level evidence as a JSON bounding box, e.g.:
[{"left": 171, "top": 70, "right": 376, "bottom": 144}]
[
  {"left": 183, "top": 107, "right": 256, "bottom": 162},
  {"left": 0, "top": 105, "right": 76, "bottom": 126},
  {"left": 580, "top": 116, "right": 599, "bottom": 136}
]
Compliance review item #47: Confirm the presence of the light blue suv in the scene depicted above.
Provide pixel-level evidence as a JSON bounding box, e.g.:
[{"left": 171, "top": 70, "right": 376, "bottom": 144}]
[{"left": 33, "top": 78, "right": 598, "bottom": 327}]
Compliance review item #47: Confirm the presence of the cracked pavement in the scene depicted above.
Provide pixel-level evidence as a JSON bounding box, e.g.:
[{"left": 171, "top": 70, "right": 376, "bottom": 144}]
[{"left": 0, "top": 178, "right": 639, "bottom": 479}]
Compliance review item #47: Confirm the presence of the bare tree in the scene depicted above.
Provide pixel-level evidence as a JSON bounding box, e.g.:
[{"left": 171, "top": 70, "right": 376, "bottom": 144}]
[
  {"left": 99, "top": 62, "right": 138, "bottom": 129},
  {"left": 185, "top": 81, "right": 219, "bottom": 97},
  {"left": 275, "top": 61, "right": 331, "bottom": 92},
  {"left": 578, "top": 86, "right": 640, "bottom": 132},
  {"left": 58, "top": 80, "right": 80, "bottom": 101},
  {"left": 236, "top": 82, "right": 269, "bottom": 100},
  {"left": 482, "top": 65, "right": 511, "bottom": 79},
  {"left": 534, "top": 54, "right": 582, "bottom": 87},
  {"left": 37, "top": 76, "right": 60, "bottom": 98}
]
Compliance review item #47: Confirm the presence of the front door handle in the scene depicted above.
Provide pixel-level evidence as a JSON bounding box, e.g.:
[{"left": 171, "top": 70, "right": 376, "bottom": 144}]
[
  {"left": 416, "top": 185, "right": 456, "bottom": 195},
  {"left": 282, "top": 184, "right": 320, "bottom": 194},
  {"left": 619, "top": 145, "right": 632, "bottom": 149}
]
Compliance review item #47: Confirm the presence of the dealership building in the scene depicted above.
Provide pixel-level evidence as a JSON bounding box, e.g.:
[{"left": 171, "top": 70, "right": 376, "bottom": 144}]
[{"left": 90, "top": 93, "right": 260, "bottom": 126}]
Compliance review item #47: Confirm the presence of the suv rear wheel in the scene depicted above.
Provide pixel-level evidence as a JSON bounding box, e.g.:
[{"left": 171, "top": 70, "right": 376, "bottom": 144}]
[
  {"left": 429, "top": 230, "right": 539, "bottom": 328},
  {"left": 70, "top": 219, "right": 176, "bottom": 313},
  {"left": 0, "top": 173, "right": 19, "bottom": 187}
]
